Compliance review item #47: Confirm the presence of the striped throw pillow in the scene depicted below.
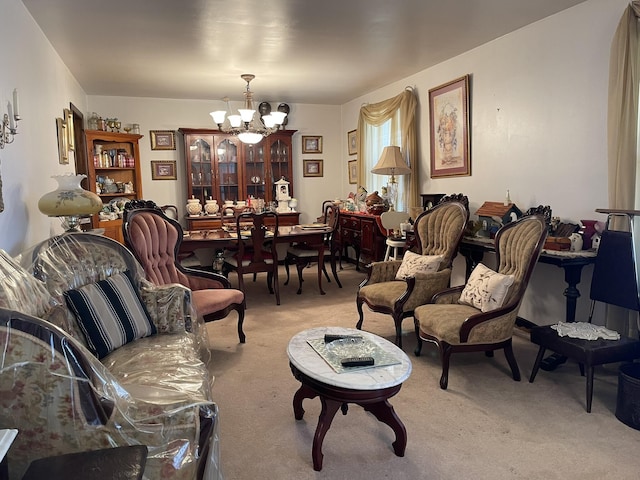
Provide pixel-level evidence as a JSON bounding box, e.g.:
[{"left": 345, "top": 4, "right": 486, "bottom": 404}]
[{"left": 64, "top": 270, "right": 156, "bottom": 359}]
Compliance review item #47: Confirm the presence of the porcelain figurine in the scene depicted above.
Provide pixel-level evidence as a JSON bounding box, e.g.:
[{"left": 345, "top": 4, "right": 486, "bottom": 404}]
[{"left": 569, "top": 232, "right": 583, "bottom": 252}]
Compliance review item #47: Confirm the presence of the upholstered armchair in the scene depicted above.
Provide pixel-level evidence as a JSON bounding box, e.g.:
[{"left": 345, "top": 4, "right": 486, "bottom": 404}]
[
  {"left": 414, "top": 214, "right": 548, "bottom": 390},
  {"left": 123, "top": 200, "right": 246, "bottom": 342},
  {"left": 356, "top": 195, "right": 469, "bottom": 348}
]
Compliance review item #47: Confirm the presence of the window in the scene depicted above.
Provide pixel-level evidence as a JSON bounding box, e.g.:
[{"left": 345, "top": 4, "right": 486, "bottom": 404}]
[{"left": 357, "top": 89, "right": 418, "bottom": 212}]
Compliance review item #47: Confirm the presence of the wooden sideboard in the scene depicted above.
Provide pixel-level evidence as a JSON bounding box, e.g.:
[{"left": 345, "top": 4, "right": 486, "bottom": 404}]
[{"left": 336, "top": 211, "right": 387, "bottom": 269}]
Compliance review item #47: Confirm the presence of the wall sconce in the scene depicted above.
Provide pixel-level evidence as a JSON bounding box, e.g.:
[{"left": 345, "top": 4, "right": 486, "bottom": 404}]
[
  {"left": 56, "top": 108, "right": 75, "bottom": 164},
  {"left": 1, "top": 89, "right": 20, "bottom": 149}
]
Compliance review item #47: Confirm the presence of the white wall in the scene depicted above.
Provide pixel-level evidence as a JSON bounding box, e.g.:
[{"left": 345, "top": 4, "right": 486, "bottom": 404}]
[
  {"left": 341, "top": 0, "right": 629, "bottom": 324},
  {"left": 0, "top": 0, "right": 630, "bottom": 327},
  {"left": 0, "top": 0, "right": 87, "bottom": 255},
  {"left": 87, "top": 97, "right": 342, "bottom": 225}
]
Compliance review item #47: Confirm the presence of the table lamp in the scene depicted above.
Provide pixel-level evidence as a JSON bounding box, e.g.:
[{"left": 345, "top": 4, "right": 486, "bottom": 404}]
[
  {"left": 371, "top": 146, "right": 411, "bottom": 211},
  {"left": 38, "top": 174, "right": 103, "bottom": 231}
]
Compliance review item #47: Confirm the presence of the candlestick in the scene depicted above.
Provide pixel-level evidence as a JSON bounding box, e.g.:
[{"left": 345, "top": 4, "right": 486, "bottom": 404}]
[
  {"left": 7, "top": 103, "right": 15, "bottom": 131},
  {"left": 12, "top": 89, "right": 19, "bottom": 118}
]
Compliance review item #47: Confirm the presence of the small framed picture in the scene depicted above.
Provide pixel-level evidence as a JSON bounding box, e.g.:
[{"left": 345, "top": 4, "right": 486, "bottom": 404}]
[
  {"left": 347, "top": 129, "right": 357, "bottom": 155},
  {"left": 151, "top": 160, "right": 177, "bottom": 180},
  {"left": 348, "top": 159, "right": 357, "bottom": 184},
  {"left": 150, "top": 130, "right": 176, "bottom": 150},
  {"left": 303, "top": 159, "right": 323, "bottom": 177},
  {"left": 302, "top": 135, "right": 322, "bottom": 154}
]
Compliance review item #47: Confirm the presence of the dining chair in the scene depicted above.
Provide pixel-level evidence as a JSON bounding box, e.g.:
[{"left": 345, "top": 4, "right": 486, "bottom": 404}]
[
  {"left": 284, "top": 203, "right": 341, "bottom": 294},
  {"left": 356, "top": 194, "right": 469, "bottom": 348},
  {"left": 414, "top": 213, "right": 548, "bottom": 389},
  {"left": 223, "top": 211, "right": 281, "bottom": 305},
  {"left": 122, "top": 200, "right": 247, "bottom": 342}
]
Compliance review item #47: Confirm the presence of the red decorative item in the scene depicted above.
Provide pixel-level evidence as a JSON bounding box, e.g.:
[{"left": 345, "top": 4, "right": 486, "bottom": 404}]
[{"left": 580, "top": 220, "right": 597, "bottom": 249}]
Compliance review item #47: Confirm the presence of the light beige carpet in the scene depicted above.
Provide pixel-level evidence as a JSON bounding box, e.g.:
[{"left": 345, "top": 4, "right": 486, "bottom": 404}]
[{"left": 205, "top": 264, "right": 640, "bottom": 480}]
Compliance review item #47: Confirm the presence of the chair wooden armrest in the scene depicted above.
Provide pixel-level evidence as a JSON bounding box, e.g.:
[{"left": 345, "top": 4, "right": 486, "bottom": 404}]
[
  {"left": 359, "top": 260, "right": 403, "bottom": 287},
  {"left": 180, "top": 266, "right": 233, "bottom": 289},
  {"left": 432, "top": 285, "right": 465, "bottom": 304}
]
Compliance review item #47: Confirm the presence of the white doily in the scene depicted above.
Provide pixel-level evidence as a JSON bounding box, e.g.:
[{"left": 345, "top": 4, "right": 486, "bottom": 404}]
[{"left": 550, "top": 322, "right": 620, "bottom": 340}]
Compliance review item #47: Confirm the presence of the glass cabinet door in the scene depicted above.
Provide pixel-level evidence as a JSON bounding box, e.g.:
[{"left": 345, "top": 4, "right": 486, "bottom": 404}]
[
  {"left": 216, "top": 137, "right": 240, "bottom": 202},
  {"left": 244, "top": 143, "right": 266, "bottom": 200},
  {"left": 188, "top": 137, "right": 212, "bottom": 202},
  {"left": 269, "top": 139, "right": 291, "bottom": 199}
]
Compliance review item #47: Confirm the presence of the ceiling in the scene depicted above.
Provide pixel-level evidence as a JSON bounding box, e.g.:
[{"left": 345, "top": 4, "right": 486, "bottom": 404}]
[{"left": 23, "top": 0, "right": 588, "bottom": 106}]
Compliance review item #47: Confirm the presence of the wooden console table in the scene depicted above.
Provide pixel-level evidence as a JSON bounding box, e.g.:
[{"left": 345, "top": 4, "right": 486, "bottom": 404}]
[
  {"left": 336, "top": 211, "right": 387, "bottom": 270},
  {"left": 459, "top": 236, "right": 597, "bottom": 325}
]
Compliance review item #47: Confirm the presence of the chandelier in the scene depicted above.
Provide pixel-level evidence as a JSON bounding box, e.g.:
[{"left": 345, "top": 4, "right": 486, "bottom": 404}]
[{"left": 210, "top": 74, "right": 287, "bottom": 144}]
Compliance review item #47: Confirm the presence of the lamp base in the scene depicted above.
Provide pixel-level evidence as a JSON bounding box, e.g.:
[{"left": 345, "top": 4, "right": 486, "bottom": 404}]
[
  {"left": 60, "top": 215, "right": 83, "bottom": 232},
  {"left": 387, "top": 181, "right": 399, "bottom": 212}
]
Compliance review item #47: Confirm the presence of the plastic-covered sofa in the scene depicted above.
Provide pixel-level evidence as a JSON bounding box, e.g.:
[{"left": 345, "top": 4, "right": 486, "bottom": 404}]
[{"left": 0, "top": 232, "right": 221, "bottom": 480}]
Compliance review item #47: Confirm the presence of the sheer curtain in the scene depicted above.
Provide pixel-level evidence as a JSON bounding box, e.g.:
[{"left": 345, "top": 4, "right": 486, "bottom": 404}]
[
  {"left": 357, "top": 88, "right": 418, "bottom": 212},
  {"left": 606, "top": 1, "right": 640, "bottom": 337}
]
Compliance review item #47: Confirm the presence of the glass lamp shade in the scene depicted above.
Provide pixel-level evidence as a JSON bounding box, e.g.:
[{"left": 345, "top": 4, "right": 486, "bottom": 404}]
[
  {"left": 38, "top": 174, "right": 103, "bottom": 230},
  {"left": 237, "top": 131, "right": 264, "bottom": 144}
]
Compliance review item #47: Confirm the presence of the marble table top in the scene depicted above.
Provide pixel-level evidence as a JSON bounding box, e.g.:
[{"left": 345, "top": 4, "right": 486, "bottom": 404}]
[{"left": 287, "top": 327, "right": 412, "bottom": 390}]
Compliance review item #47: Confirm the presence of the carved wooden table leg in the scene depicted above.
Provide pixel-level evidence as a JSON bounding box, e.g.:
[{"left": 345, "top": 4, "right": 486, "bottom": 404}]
[
  {"left": 312, "top": 397, "right": 342, "bottom": 471},
  {"left": 293, "top": 383, "right": 318, "bottom": 420},
  {"left": 362, "top": 399, "right": 407, "bottom": 456}
]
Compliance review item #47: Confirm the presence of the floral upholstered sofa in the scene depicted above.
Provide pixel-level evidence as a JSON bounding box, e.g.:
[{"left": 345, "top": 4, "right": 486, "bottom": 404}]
[{"left": 0, "top": 232, "right": 221, "bottom": 480}]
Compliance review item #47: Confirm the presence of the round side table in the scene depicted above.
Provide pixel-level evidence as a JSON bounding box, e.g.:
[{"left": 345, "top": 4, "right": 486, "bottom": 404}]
[{"left": 287, "top": 326, "right": 412, "bottom": 471}]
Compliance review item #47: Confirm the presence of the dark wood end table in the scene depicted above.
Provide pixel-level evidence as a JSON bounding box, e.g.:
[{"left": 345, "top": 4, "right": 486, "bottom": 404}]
[{"left": 287, "top": 327, "right": 411, "bottom": 471}]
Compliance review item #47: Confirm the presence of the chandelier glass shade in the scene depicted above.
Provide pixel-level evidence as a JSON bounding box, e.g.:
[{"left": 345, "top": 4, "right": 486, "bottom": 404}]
[{"left": 210, "top": 74, "right": 287, "bottom": 144}]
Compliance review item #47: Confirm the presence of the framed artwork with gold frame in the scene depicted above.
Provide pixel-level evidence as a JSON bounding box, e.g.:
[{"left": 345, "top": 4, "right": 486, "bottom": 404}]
[
  {"left": 347, "top": 129, "right": 357, "bottom": 155},
  {"left": 151, "top": 160, "right": 177, "bottom": 180},
  {"left": 428, "top": 74, "right": 471, "bottom": 178},
  {"left": 348, "top": 159, "right": 357, "bottom": 184},
  {"left": 150, "top": 130, "right": 176, "bottom": 150},
  {"left": 302, "top": 135, "right": 322, "bottom": 154},
  {"left": 303, "top": 159, "right": 323, "bottom": 177}
]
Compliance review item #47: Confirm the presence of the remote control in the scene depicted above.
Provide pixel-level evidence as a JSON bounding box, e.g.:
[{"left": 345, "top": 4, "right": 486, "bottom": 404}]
[
  {"left": 341, "top": 357, "right": 375, "bottom": 367},
  {"left": 324, "top": 334, "right": 362, "bottom": 343}
]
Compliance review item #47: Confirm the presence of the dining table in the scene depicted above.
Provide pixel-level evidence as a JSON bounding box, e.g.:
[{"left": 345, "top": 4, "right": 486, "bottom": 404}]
[{"left": 179, "top": 224, "right": 338, "bottom": 295}]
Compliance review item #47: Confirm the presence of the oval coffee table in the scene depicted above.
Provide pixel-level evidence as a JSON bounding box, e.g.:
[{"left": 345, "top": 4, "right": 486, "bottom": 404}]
[{"left": 287, "top": 327, "right": 412, "bottom": 471}]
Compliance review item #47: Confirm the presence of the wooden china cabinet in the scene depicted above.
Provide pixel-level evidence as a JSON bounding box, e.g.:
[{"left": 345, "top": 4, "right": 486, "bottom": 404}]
[
  {"left": 179, "top": 128, "right": 299, "bottom": 230},
  {"left": 77, "top": 130, "right": 144, "bottom": 243}
]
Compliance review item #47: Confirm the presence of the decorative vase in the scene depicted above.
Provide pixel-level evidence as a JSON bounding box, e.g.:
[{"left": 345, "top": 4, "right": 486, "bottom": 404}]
[
  {"left": 186, "top": 196, "right": 202, "bottom": 216},
  {"left": 580, "top": 220, "right": 598, "bottom": 249},
  {"left": 38, "top": 174, "right": 103, "bottom": 231},
  {"left": 204, "top": 198, "right": 219, "bottom": 215}
]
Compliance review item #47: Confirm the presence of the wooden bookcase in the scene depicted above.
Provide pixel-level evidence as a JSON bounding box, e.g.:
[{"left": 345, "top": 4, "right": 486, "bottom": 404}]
[{"left": 77, "top": 130, "right": 144, "bottom": 243}]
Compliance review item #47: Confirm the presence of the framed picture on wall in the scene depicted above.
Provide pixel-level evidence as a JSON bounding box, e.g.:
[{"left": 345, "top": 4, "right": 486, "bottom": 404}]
[
  {"left": 302, "top": 135, "right": 322, "bottom": 154},
  {"left": 347, "top": 129, "right": 357, "bottom": 155},
  {"left": 429, "top": 74, "right": 471, "bottom": 178},
  {"left": 151, "top": 160, "right": 177, "bottom": 180},
  {"left": 150, "top": 130, "right": 176, "bottom": 150},
  {"left": 303, "top": 159, "right": 323, "bottom": 177},
  {"left": 348, "top": 159, "right": 357, "bottom": 184}
]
